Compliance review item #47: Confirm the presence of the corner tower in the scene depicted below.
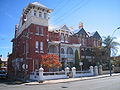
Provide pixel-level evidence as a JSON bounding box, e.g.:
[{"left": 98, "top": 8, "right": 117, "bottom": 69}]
[
  {"left": 16, "top": 2, "right": 53, "bottom": 37},
  {"left": 9, "top": 2, "right": 53, "bottom": 78}
]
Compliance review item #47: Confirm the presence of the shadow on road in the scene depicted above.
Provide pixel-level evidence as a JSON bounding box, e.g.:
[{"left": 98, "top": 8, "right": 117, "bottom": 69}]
[{"left": 0, "top": 78, "right": 24, "bottom": 85}]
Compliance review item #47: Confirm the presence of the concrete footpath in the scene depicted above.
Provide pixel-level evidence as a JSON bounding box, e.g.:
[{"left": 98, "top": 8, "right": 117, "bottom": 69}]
[{"left": 25, "top": 73, "right": 120, "bottom": 85}]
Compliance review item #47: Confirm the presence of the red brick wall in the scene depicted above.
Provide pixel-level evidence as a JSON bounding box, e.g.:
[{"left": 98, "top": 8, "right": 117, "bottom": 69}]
[{"left": 9, "top": 24, "right": 49, "bottom": 73}]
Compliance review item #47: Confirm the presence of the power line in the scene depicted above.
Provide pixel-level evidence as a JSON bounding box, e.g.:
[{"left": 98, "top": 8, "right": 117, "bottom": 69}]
[
  {"left": 53, "top": 0, "right": 84, "bottom": 22},
  {"left": 54, "top": 0, "right": 90, "bottom": 23},
  {"left": 52, "top": 0, "right": 72, "bottom": 15},
  {"left": 53, "top": 0, "right": 64, "bottom": 10}
]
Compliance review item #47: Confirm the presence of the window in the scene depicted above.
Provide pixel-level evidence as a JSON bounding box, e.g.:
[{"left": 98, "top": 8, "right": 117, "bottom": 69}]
[
  {"left": 44, "top": 13, "right": 47, "bottom": 19},
  {"left": 39, "top": 27, "right": 44, "bottom": 35},
  {"left": 40, "top": 42, "right": 43, "bottom": 52},
  {"left": 82, "top": 38, "right": 85, "bottom": 45},
  {"left": 26, "top": 41, "right": 29, "bottom": 53},
  {"left": 23, "top": 44, "right": 26, "bottom": 54},
  {"left": 36, "top": 26, "right": 39, "bottom": 35},
  {"left": 48, "top": 45, "right": 57, "bottom": 53},
  {"left": 61, "top": 34, "right": 64, "bottom": 42},
  {"left": 65, "top": 34, "right": 68, "bottom": 42},
  {"left": 36, "top": 26, "right": 44, "bottom": 35},
  {"left": 67, "top": 47, "right": 73, "bottom": 54},
  {"left": 94, "top": 40, "right": 96, "bottom": 47},
  {"left": 34, "top": 10, "right": 37, "bottom": 16},
  {"left": 39, "top": 12, "right": 42, "bottom": 17},
  {"left": 35, "top": 59, "right": 39, "bottom": 70},
  {"left": 35, "top": 41, "right": 39, "bottom": 52},
  {"left": 61, "top": 48, "right": 64, "bottom": 54}
]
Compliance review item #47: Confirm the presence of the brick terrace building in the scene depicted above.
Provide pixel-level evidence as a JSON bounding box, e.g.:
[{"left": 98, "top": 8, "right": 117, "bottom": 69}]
[{"left": 8, "top": 2, "right": 102, "bottom": 78}]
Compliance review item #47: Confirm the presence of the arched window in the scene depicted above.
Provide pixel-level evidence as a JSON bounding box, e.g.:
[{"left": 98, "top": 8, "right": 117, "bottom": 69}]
[
  {"left": 67, "top": 47, "right": 73, "bottom": 54},
  {"left": 61, "top": 48, "right": 64, "bottom": 54},
  {"left": 48, "top": 45, "right": 57, "bottom": 53}
]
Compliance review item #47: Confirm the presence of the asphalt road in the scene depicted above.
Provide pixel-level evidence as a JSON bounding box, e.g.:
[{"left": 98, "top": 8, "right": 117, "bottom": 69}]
[{"left": 0, "top": 75, "right": 120, "bottom": 90}]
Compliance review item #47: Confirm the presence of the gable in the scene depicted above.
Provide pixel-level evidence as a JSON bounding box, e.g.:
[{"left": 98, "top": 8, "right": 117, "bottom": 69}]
[
  {"left": 92, "top": 31, "right": 102, "bottom": 40},
  {"left": 75, "top": 28, "right": 88, "bottom": 35},
  {"left": 60, "top": 25, "right": 69, "bottom": 31}
]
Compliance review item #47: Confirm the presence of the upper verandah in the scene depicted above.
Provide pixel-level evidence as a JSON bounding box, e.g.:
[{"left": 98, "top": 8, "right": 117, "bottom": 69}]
[{"left": 23, "top": 2, "right": 53, "bottom": 15}]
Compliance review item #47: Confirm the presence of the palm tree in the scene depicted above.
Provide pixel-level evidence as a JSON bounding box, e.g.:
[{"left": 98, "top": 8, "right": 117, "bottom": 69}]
[
  {"left": 102, "top": 35, "right": 120, "bottom": 73},
  {"left": 102, "top": 35, "right": 120, "bottom": 57}
]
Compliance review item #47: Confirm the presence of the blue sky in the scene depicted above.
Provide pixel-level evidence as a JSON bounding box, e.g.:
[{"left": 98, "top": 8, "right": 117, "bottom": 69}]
[{"left": 0, "top": 0, "right": 120, "bottom": 58}]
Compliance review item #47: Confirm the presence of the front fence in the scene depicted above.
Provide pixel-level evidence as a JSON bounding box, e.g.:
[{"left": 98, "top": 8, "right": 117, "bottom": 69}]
[
  {"left": 30, "top": 71, "right": 68, "bottom": 81},
  {"left": 43, "top": 71, "right": 68, "bottom": 80},
  {"left": 29, "top": 66, "right": 102, "bottom": 81},
  {"left": 75, "top": 70, "right": 93, "bottom": 77}
]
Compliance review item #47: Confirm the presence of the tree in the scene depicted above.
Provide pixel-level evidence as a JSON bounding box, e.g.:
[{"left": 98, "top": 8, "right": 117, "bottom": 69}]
[
  {"left": 93, "top": 47, "right": 101, "bottom": 65},
  {"left": 112, "top": 57, "right": 120, "bottom": 67},
  {"left": 102, "top": 36, "right": 120, "bottom": 58},
  {"left": 0, "top": 58, "right": 2, "bottom": 68},
  {"left": 75, "top": 50, "right": 80, "bottom": 70},
  {"left": 41, "top": 54, "right": 62, "bottom": 69},
  {"left": 102, "top": 36, "right": 120, "bottom": 70}
]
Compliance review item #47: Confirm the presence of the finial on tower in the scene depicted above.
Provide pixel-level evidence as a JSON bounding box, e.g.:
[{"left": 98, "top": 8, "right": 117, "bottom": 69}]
[{"left": 79, "top": 22, "right": 83, "bottom": 29}]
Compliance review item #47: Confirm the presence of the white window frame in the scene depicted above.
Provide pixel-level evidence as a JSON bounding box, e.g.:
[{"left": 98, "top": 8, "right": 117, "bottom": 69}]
[
  {"left": 36, "top": 26, "right": 44, "bottom": 36},
  {"left": 65, "top": 34, "right": 68, "bottom": 43},
  {"left": 61, "top": 34, "right": 64, "bottom": 42},
  {"left": 39, "top": 12, "right": 42, "bottom": 17},
  {"left": 44, "top": 13, "right": 47, "bottom": 19},
  {"left": 40, "top": 42, "right": 43, "bottom": 53},
  {"left": 34, "top": 10, "right": 37, "bottom": 16},
  {"left": 35, "top": 41, "right": 39, "bottom": 53}
]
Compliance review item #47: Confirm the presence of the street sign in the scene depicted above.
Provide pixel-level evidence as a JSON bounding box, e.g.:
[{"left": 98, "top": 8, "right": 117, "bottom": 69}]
[{"left": 22, "top": 64, "right": 28, "bottom": 69}]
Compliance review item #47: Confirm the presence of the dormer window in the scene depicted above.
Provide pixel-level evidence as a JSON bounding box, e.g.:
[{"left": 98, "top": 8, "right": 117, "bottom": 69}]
[{"left": 34, "top": 10, "right": 37, "bottom": 16}]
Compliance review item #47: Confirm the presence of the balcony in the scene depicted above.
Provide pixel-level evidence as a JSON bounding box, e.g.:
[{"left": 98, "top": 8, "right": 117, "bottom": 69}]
[{"left": 61, "top": 54, "right": 74, "bottom": 58}]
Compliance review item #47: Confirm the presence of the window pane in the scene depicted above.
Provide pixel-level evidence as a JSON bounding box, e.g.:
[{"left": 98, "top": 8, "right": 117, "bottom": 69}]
[
  {"left": 34, "top": 10, "right": 36, "bottom": 16},
  {"left": 36, "top": 41, "right": 39, "bottom": 52},
  {"left": 36, "top": 26, "right": 39, "bottom": 35},
  {"left": 39, "top": 12, "right": 42, "bottom": 17},
  {"left": 44, "top": 13, "right": 47, "bottom": 19},
  {"left": 39, "top": 27, "right": 44, "bottom": 35},
  {"left": 40, "top": 42, "right": 43, "bottom": 51},
  {"left": 61, "top": 34, "right": 64, "bottom": 42}
]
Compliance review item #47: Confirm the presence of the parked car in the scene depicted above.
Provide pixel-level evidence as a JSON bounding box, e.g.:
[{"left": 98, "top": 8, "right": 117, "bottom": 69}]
[{"left": 0, "top": 70, "right": 7, "bottom": 78}]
